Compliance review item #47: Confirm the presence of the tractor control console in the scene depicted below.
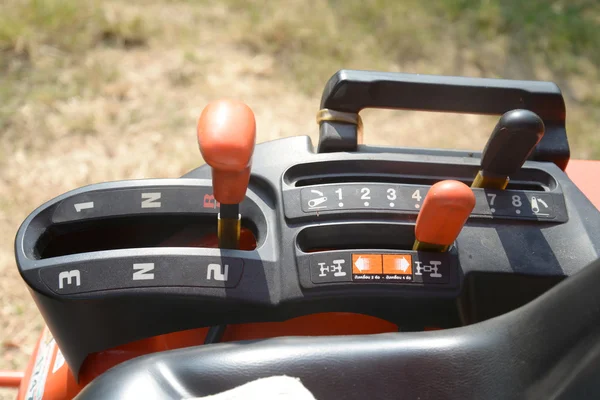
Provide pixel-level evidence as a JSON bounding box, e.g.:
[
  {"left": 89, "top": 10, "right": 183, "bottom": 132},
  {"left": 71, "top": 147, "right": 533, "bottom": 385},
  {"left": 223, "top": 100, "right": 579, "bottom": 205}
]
[{"left": 14, "top": 70, "right": 600, "bottom": 380}]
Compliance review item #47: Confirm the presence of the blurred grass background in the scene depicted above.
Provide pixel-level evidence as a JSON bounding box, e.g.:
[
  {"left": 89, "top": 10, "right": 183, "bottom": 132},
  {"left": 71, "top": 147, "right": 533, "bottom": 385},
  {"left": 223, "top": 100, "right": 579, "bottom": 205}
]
[
  {"left": 2, "top": 0, "right": 600, "bottom": 156},
  {"left": 0, "top": 0, "right": 599, "bottom": 397}
]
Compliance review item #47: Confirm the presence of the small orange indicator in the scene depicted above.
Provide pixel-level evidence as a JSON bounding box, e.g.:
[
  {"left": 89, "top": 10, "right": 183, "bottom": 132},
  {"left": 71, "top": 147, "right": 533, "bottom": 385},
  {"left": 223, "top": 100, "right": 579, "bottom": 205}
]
[
  {"left": 383, "top": 254, "right": 412, "bottom": 275},
  {"left": 352, "top": 254, "right": 383, "bottom": 274}
]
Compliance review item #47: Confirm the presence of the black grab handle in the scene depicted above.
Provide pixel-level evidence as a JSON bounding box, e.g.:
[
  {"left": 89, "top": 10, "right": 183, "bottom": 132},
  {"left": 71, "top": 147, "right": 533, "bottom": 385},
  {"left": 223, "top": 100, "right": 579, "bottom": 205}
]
[{"left": 317, "top": 70, "right": 569, "bottom": 170}]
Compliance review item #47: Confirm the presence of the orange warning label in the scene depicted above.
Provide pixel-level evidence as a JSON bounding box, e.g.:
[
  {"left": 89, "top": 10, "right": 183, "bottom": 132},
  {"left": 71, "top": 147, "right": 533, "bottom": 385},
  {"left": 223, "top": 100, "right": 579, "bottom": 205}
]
[
  {"left": 383, "top": 254, "right": 413, "bottom": 275},
  {"left": 352, "top": 254, "right": 383, "bottom": 274}
]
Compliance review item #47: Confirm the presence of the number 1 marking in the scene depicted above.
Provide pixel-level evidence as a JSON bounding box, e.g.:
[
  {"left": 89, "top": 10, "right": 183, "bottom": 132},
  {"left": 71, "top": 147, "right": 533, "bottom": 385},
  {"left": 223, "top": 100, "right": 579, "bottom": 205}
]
[
  {"left": 335, "top": 188, "right": 344, "bottom": 207},
  {"left": 74, "top": 202, "right": 94, "bottom": 212}
]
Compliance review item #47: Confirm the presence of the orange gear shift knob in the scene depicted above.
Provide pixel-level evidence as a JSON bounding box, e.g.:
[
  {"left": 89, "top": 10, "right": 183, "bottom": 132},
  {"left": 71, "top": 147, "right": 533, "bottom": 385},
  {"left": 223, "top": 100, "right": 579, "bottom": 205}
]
[
  {"left": 197, "top": 99, "right": 257, "bottom": 204},
  {"left": 414, "top": 180, "right": 476, "bottom": 251}
]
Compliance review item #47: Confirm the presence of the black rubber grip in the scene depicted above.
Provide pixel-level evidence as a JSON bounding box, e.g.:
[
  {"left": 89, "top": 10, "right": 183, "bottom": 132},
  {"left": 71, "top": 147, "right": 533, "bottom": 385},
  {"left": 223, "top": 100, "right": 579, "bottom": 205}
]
[{"left": 481, "top": 109, "right": 546, "bottom": 176}]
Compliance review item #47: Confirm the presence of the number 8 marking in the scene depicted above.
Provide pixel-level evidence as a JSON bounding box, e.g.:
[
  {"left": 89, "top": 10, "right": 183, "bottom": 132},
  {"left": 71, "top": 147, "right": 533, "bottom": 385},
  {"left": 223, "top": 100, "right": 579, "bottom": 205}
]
[{"left": 512, "top": 195, "right": 522, "bottom": 207}]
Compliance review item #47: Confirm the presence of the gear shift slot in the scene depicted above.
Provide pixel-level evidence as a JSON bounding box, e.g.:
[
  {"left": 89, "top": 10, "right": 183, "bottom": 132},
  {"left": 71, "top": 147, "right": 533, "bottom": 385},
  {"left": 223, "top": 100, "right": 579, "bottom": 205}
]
[{"left": 34, "top": 215, "right": 258, "bottom": 259}]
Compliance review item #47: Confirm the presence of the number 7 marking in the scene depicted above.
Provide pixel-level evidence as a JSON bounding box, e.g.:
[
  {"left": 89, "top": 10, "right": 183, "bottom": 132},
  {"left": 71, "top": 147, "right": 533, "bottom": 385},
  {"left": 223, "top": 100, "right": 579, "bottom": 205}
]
[{"left": 486, "top": 193, "right": 496, "bottom": 205}]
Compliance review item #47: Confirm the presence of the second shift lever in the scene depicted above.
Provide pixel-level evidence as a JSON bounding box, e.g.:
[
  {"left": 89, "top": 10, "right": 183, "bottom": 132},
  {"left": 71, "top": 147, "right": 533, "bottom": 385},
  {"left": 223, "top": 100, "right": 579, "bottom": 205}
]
[
  {"left": 413, "top": 180, "right": 476, "bottom": 252},
  {"left": 472, "top": 109, "right": 545, "bottom": 189},
  {"left": 197, "top": 99, "right": 257, "bottom": 249}
]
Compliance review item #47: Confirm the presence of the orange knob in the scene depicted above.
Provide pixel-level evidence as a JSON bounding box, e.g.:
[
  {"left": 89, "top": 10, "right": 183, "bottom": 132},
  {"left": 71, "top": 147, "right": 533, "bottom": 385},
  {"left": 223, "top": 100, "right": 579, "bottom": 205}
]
[
  {"left": 197, "top": 99, "right": 257, "bottom": 204},
  {"left": 414, "top": 180, "right": 476, "bottom": 251}
]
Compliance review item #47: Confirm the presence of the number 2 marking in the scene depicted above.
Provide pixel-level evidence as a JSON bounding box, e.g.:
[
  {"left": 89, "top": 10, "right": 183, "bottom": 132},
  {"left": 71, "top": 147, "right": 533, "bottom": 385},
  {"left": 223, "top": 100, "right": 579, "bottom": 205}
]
[{"left": 360, "top": 188, "right": 371, "bottom": 200}]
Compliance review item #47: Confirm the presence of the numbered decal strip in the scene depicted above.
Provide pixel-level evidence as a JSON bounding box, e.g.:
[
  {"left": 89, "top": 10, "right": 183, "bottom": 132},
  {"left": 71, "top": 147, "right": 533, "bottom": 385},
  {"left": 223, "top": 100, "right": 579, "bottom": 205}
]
[
  {"left": 53, "top": 186, "right": 222, "bottom": 223},
  {"left": 39, "top": 256, "right": 245, "bottom": 294},
  {"left": 299, "top": 184, "right": 561, "bottom": 220},
  {"left": 302, "top": 185, "right": 424, "bottom": 212}
]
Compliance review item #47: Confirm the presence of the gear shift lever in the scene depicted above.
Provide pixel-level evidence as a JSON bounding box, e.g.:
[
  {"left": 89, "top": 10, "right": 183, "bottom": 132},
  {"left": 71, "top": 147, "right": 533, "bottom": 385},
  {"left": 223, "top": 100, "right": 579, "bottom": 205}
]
[
  {"left": 413, "top": 180, "right": 476, "bottom": 252},
  {"left": 472, "top": 109, "right": 545, "bottom": 189},
  {"left": 197, "top": 99, "right": 256, "bottom": 249}
]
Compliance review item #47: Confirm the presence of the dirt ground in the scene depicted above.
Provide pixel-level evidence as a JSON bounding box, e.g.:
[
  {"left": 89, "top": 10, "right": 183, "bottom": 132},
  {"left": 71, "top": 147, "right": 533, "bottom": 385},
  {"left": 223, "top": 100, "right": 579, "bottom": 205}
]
[{"left": 0, "top": 1, "right": 597, "bottom": 398}]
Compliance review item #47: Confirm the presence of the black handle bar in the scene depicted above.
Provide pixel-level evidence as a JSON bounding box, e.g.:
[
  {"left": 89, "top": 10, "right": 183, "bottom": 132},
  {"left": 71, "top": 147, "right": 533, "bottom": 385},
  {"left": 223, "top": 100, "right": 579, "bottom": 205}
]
[{"left": 317, "top": 70, "right": 569, "bottom": 169}]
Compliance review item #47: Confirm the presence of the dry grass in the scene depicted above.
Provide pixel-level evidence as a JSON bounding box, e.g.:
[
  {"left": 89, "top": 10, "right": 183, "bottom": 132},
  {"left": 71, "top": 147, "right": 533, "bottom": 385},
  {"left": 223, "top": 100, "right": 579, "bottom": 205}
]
[
  {"left": 218, "top": 0, "right": 600, "bottom": 157},
  {"left": 0, "top": 0, "right": 599, "bottom": 397}
]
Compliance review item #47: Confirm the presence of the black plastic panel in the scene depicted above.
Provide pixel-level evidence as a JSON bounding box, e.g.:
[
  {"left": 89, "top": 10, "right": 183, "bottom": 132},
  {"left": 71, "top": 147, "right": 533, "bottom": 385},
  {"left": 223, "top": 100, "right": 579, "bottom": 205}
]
[
  {"left": 14, "top": 71, "right": 600, "bottom": 396},
  {"left": 14, "top": 133, "right": 600, "bottom": 379},
  {"left": 73, "top": 257, "right": 600, "bottom": 400}
]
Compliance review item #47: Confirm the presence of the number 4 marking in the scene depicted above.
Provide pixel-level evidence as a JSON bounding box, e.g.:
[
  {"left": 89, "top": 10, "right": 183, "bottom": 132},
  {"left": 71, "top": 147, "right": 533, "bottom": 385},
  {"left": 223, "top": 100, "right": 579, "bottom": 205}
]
[{"left": 412, "top": 190, "right": 422, "bottom": 202}]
